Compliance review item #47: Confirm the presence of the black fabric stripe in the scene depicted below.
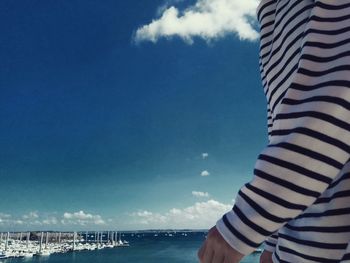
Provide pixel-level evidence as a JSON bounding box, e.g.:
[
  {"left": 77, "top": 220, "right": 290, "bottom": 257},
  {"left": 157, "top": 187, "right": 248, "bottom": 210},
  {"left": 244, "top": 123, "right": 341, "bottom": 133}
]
[
  {"left": 258, "top": 1, "right": 276, "bottom": 24},
  {"left": 260, "top": 29, "right": 274, "bottom": 42},
  {"left": 232, "top": 205, "right": 273, "bottom": 236},
  {"left": 260, "top": 40, "right": 272, "bottom": 54},
  {"left": 259, "top": 19, "right": 274, "bottom": 32},
  {"left": 305, "top": 25, "right": 350, "bottom": 36},
  {"left": 342, "top": 253, "right": 350, "bottom": 260},
  {"left": 303, "top": 37, "right": 350, "bottom": 49},
  {"left": 254, "top": 169, "right": 320, "bottom": 197},
  {"left": 271, "top": 86, "right": 288, "bottom": 113},
  {"left": 279, "top": 233, "right": 348, "bottom": 249},
  {"left": 268, "top": 142, "right": 343, "bottom": 170},
  {"left": 285, "top": 223, "right": 350, "bottom": 233},
  {"left": 297, "top": 207, "right": 350, "bottom": 219},
  {"left": 275, "top": 252, "right": 291, "bottom": 263},
  {"left": 245, "top": 183, "right": 306, "bottom": 210},
  {"left": 314, "top": 190, "right": 350, "bottom": 204},
  {"left": 328, "top": 173, "right": 350, "bottom": 189},
  {"left": 259, "top": 154, "right": 332, "bottom": 184},
  {"left": 301, "top": 50, "right": 350, "bottom": 63},
  {"left": 282, "top": 96, "right": 350, "bottom": 112},
  {"left": 222, "top": 214, "right": 260, "bottom": 248},
  {"left": 275, "top": 111, "right": 350, "bottom": 133},
  {"left": 290, "top": 80, "right": 350, "bottom": 91},
  {"left": 315, "top": 1, "right": 350, "bottom": 11},
  {"left": 279, "top": 246, "right": 341, "bottom": 263},
  {"left": 270, "top": 127, "right": 350, "bottom": 154},
  {"left": 265, "top": 240, "right": 276, "bottom": 247},
  {"left": 299, "top": 65, "right": 350, "bottom": 77},
  {"left": 238, "top": 190, "right": 291, "bottom": 223},
  {"left": 310, "top": 14, "right": 350, "bottom": 23}
]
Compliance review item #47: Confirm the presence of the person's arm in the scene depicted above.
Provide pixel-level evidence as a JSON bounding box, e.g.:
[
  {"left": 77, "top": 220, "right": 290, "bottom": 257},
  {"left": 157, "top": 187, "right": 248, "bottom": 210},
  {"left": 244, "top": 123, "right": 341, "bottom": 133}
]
[{"left": 200, "top": 0, "right": 350, "bottom": 259}]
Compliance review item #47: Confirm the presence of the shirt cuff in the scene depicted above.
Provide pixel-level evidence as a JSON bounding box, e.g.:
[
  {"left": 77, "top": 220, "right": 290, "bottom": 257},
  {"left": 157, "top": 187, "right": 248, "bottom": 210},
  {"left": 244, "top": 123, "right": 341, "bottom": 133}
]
[
  {"left": 264, "top": 233, "right": 278, "bottom": 253},
  {"left": 216, "top": 213, "right": 260, "bottom": 255}
]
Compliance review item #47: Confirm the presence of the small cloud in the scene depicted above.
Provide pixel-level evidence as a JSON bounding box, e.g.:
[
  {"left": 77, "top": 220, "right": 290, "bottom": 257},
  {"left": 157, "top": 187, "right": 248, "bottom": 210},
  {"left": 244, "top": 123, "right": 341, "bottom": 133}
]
[
  {"left": 134, "top": 0, "right": 259, "bottom": 44},
  {"left": 201, "top": 170, "right": 210, "bottom": 177},
  {"left": 192, "top": 191, "right": 209, "bottom": 198},
  {"left": 62, "top": 211, "right": 105, "bottom": 226},
  {"left": 202, "top": 153, "right": 209, "bottom": 159}
]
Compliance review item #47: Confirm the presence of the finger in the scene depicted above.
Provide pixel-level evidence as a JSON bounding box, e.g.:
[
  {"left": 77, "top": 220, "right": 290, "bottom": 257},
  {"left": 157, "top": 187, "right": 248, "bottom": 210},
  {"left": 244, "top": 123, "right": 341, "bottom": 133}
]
[
  {"left": 203, "top": 246, "right": 214, "bottom": 263},
  {"left": 198, "top": 242, "right": 207, "bottom": 262},
  {"left": 212, "top": 251, "right": 224, "bottom": 263}
]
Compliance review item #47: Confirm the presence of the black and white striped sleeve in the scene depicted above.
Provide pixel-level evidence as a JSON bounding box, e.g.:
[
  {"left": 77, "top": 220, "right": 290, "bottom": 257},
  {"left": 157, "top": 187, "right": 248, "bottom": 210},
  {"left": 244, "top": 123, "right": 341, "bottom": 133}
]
[{"left": 216, "top": 0, "right": 350, "bottom": 255}]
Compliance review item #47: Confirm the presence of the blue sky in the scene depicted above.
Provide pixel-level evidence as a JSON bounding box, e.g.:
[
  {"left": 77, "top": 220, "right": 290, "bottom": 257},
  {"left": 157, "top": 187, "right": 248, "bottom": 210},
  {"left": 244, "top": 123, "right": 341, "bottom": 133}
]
[{"left": 0, "top": 0, "right": 266, "bottom": 231}]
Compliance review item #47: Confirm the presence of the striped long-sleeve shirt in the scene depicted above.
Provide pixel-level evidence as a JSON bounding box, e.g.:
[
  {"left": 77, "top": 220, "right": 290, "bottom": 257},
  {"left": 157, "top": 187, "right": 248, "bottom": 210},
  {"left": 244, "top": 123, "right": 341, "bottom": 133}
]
[{"left": 216, "top": 0, "right": 350, "bottom": 262}]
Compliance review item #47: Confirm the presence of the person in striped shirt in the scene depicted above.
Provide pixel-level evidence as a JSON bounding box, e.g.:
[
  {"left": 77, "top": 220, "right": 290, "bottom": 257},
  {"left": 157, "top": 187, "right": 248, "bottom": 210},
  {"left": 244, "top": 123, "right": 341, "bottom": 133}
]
[{"left": 198, "top": 0, "right": 350, "bottom": 262}]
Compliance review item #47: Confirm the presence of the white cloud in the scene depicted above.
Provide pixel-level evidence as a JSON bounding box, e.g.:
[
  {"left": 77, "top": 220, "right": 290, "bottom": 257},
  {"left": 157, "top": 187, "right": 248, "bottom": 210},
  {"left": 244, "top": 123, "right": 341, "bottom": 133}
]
[
  {"left": 22, "top": 211, "right": 39, "bottom": 220},
  {"left": 14, "top": 220, "right": 24, "bottom": 225},
  {"left": 130, "top": 210, "right": 167, "bottom": 225},
  {"left": 62, "top": 211, "right": 105, "bottom": 226},
  {"left": 42, "top": 217, "right": 58, "bottom": 225},
  {"left": 201, "top": 170, "right": 210, "bottom": 176},
  {"left": 0, "top": 213, "right": 11, "bottom": 219},
  {"left": 202, "top": 153, "right": 209, "bottom": 159},
  {"left": 134, "top": 0, "right": 259, "bottom": 44},
  {"left": 0, "top": 213, "right": 11, "bottom": 225},
  {"left": 0, "top": 210, "right": 106, "bottom": 229},
  {"left": 129, "top": 199, "right": 232, "bottom": 229},
  {"left": 192, "top": 191, "right": 209, "bottom": 198}
]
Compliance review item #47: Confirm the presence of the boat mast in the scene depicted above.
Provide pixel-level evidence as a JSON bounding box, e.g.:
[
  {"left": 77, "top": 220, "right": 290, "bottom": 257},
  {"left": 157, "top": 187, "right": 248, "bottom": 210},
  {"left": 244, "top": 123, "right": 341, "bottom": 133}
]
[
  {"left": 39, "top": 232, "right": 43, "bottom": 253},
  {"left": 45, "top": 232, "right": 49, "bottom": 249},
  {"left": 26, "top": 232, "right": 30, "bottom": 248},
  {"left": 5, "top": 232, "right": 9, "bottom": 251}
]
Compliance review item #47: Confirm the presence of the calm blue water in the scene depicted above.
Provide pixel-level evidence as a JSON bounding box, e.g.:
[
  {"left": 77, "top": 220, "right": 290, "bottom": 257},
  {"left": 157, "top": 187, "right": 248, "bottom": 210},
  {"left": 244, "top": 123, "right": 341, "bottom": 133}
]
[{"left": 2, "top": 232, "right": 260, "bottom": 263}]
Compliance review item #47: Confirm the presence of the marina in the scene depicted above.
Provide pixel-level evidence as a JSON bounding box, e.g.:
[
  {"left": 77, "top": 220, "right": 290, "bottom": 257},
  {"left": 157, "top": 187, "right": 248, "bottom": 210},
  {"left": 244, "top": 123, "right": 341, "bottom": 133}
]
[
  {"left": 0, "top": 231, "right": 129, "bottom": 259},
  {"left": 0, "top": 231, "right": 262, "bottom": 263}
]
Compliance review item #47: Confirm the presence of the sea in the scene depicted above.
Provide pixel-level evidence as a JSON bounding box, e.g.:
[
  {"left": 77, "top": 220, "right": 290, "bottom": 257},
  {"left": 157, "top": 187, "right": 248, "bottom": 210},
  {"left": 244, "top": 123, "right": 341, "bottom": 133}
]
[{"left": 1, "top": 231, "right": 260, "bottom": 263}]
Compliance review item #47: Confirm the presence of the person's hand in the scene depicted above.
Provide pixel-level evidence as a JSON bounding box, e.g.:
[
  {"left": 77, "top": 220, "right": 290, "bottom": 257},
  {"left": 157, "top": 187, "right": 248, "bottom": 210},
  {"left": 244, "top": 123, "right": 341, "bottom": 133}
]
[
  {"left": 259, "top": 250, "right": 273, "bottom": 263},
  {"left": 198, "top": 226, "right": 244, "bottom": 263}
]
